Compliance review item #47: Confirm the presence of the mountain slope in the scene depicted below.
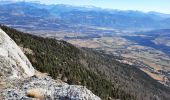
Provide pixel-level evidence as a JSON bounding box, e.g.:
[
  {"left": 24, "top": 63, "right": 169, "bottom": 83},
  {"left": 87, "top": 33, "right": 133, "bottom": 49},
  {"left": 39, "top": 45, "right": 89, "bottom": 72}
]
[
  {"left": 1, "top": 25, "right": 170, "bottom": 100},
  {"left": 0, "top": 27, "right": 101, "bottom": 100}
]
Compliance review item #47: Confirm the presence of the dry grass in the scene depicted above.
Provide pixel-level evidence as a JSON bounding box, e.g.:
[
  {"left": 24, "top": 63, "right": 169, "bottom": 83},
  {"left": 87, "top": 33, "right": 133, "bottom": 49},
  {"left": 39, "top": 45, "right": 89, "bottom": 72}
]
[
  {"left": 35, "top": 71, "right": 49, "bottom": 78},
  {"left": 19, "top": 46, "right": 34, "bottom": 55},
  {"left": 142, "top": 60, "right": 162, "bottom": 71},
  {"left": 26, "top": 88, "right": 44, "bottom": 100},
  {"left": 68, "top": 39, "right": 101, "bottom": 48},
  {"left": 140, "top": 68, "right": 164, "bottom": 81}
]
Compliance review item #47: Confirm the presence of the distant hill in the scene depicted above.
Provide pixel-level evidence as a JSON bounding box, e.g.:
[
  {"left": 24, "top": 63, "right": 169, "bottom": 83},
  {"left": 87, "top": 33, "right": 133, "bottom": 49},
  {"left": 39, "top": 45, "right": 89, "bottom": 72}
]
[
  {"left": 1, "top": 25, "right": 170, "bottom": 100},
  {"left": 0, "top": 1, "right": 170, "bottom": 31}
]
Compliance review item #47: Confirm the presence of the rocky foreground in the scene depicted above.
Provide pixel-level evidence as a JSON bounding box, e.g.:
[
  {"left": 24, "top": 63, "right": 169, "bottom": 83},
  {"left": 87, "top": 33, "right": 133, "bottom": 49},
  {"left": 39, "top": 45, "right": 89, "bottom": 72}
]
[
  {"left": 0, "top": 28, "right": 101, "bottom": 100},
  {"left": 1, "top": 74, "right": 101, "bottom": 100}
]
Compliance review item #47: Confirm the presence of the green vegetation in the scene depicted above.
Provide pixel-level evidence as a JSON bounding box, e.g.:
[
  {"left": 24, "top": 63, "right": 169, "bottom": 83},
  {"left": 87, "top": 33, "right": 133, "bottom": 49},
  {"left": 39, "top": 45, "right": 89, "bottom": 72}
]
[{"left": 1, "top": 25, "right": 170, "bottom": 100}]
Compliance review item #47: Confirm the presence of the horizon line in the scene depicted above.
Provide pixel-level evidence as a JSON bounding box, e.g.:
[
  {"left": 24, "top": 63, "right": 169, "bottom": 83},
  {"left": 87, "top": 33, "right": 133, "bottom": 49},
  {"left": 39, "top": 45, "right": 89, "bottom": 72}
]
[{"left": 1, "top": 0, "right": 170, "bottom": 14}]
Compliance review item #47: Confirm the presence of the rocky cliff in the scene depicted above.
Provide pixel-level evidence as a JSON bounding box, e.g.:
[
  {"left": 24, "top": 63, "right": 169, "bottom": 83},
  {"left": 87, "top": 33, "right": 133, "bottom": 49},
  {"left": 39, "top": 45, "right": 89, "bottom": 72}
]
[
  {"left": 0, "top": 28, "right": 35, "bottom": 79},
  {"left": 0, "top": 28, "right": 101, "bottom": 100}
]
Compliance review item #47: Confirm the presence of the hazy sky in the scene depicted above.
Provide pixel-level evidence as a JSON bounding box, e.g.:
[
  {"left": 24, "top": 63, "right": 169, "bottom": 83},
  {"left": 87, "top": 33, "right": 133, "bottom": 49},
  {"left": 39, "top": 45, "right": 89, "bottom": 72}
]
[{"left": 3, "top": 0, "right": 170, "bottom": 14}]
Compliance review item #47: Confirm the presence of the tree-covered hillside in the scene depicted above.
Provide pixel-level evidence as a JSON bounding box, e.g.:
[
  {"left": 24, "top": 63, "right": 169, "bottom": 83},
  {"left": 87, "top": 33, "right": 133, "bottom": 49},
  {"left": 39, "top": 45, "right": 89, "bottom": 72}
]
[{"left": 1, "top": 25, "right": 170, "bottom": 100}]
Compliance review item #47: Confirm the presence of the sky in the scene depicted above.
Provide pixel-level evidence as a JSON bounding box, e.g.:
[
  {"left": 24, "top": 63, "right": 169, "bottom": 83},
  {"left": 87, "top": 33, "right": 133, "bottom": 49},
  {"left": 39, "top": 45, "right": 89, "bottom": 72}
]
[{"left": 2, "top": 0, "right": 170, "bottom": 14}]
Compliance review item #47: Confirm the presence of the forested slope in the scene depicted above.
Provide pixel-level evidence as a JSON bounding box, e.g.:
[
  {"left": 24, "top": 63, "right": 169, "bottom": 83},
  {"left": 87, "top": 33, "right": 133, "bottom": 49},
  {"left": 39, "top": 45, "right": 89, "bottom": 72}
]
[{"left": 1, "top": 25, "right": 170, "bottom": 100}]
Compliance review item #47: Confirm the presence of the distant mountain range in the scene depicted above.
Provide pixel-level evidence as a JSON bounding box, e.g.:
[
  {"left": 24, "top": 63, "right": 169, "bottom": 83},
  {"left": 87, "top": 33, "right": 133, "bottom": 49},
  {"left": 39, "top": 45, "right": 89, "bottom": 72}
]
[{"left": 0, "top": 1, "right": 170, "bottom": 31}]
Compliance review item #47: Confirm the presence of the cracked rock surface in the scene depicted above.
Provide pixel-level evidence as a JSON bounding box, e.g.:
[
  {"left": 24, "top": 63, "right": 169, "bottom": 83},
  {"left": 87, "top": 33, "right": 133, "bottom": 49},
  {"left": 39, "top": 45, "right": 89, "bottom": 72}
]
[{"left": 3, "top": 75, "right": 101, "bottom": 100}]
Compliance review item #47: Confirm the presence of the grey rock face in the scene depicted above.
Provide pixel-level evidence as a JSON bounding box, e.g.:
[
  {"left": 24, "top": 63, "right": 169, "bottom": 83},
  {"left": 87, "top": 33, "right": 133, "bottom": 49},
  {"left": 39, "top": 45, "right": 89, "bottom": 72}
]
[
  {"left": 3, "top": 75, "right": 101, "bottom": 100},
  {"left": 0, "top": 28, "right": 35, "bottom": 79}
]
